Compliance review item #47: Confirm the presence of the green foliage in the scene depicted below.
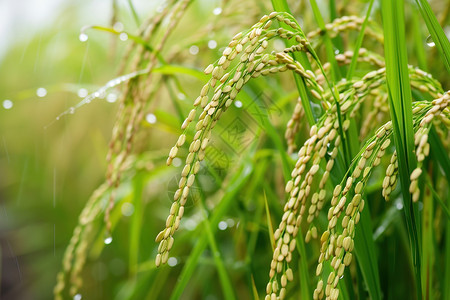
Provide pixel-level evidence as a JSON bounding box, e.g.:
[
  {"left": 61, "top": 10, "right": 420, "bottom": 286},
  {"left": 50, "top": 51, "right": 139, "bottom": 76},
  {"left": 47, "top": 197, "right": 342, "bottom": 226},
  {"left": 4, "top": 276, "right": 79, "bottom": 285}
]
[{"left": 1, "top": 1, "right": 449, "bottom": 300}]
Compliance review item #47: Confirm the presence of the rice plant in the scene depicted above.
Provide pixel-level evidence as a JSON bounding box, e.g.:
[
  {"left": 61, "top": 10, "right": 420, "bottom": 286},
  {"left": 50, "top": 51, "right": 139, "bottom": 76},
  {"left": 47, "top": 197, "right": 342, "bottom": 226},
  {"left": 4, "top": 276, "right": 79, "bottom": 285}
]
[{"left": 6, "top": 0, "right": 448, "bottom": 299}]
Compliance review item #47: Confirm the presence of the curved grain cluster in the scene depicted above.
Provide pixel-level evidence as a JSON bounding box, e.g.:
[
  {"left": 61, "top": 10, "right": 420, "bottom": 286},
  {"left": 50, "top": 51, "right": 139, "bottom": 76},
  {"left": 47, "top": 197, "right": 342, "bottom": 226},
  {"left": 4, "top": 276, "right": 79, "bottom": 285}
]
[
  {"left": 104, "top": 0, "right": 191, "bottom": 233},
  {"left": 312, "top": 93, "right": 449, "bottom": 299},
  {"left": 155, "top": 10, "right": 450, "bottom": 300},
  {"left": 55, "top": 3, "right": 450, "bottom": 299},
  {"left": 312, "top": 120, "right": 393, "bottom": 299},
  {"left": 54, "top": 1, "right": 192, "bottom": 298},
  {"left": 307, "top": 15, "right": 383, "bottom": 44},
  {"left": 409, "top": 93, "right": 450, "bottom": 202},
  {"left": 156, "top": 11, "right": 317, "bottom": 266}
]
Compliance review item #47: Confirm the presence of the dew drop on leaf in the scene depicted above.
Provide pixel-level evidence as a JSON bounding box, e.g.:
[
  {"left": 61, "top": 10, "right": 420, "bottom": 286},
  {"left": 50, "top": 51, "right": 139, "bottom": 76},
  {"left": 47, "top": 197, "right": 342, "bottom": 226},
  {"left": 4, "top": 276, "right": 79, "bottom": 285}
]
[{"left": 426, "top": 35, "right": 435, "bottom": 47}]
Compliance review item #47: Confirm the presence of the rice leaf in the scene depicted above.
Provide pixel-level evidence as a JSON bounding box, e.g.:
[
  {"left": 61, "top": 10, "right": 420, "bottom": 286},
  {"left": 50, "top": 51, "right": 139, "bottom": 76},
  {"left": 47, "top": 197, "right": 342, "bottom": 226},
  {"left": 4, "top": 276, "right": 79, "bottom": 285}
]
[
  {"left": 264, "top": 191, "right": 276, "bottom": 250},
  {"left": 346, "top": 0, "right": 375, "bottom": 80},
  {"left": 129, "top": 173, "right": 144, "bottom": 274},
  {"left": 381, "top": 0, "right": 422, "bottom": 297},
  {"left": 296, "top": 235, "right": 311, "bottom": 299},
  {"left": 422, "top": 174, "right": 434, "bottom": 300},
  {"left": 309, "top": 0, "right": 342, "bottom": 81},
  {"left": 198, "top": 196, "right": 236, "bottom": 300},
  {"left": 354, "top": 207, "right": 382, "bottom": 300}
]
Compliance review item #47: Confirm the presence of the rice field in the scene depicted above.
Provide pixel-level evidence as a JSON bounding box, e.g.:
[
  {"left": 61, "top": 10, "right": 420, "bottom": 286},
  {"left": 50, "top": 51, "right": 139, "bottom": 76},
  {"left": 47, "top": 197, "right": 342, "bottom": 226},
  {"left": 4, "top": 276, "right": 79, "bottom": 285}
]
[{"left": 1, "top": 0, "right": 449, "bottom": 299}]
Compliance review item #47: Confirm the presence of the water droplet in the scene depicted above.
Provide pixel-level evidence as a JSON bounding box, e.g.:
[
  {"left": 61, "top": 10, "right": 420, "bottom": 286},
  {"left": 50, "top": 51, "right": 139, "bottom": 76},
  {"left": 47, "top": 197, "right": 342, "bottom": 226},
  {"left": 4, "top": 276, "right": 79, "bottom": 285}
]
[
  {"left": 334, "top": 49, "right": 340, "bottom": 54},
  {"left": 77, "top": 88, "right": 88, "bottom": 98},
  {"left": 168, "top": 257, "right": 178, "bottom": 267},
  {"left": 395, "top": 202, "right": 403, "bottom": 210},
  {"left": 93, "top": 92, "right": 100, "bottom": 98},
  {"left": 234, "top": 100, "right": 243, "bottom": 108},
  {"left": 113, "top": 22, "right": 124, "bottom": 32},
  {"left": 340, "top": 275, "right": 344, "bottom": 279},
  {"left": 36, "top": 87, "right": 47, "bottom": 98},
  {"left": 311, "top": 102, "right": 322, "bottom": 116},
  {"left": 2, "top": 99, "right": 13, "bottom": 109},
  {"left": 121, "top": 202, "right": 134, "bottom": 217},
  {"left": 426, "top": 35, "right": 435, "bottom": 47},
  {"left": 106, "top": 93, "right": 118, "bottom": 103},
  {"left": 208, "top": 40, "right": 217, "bottom": 49},
  {"left": 146, "top": 113, "right": 157, "bottom": 124},
  {"left": 177, "top": 93, "right": 186, "bottom": 100},
  {"left": 73, "top": 294, "right": 82, "bottom": 300},
  {"left": 79, "top": 33, "right": 88, "bottom": 42},
  {"left": 172, "top": 157, "right": 182, "bottom": 167},
  {"left": 104, "top": 236, "right": 113, "bottom": 245},
  {"left": 189, "top": 45, "right": 199, "bottom": 55},
  {"left": 119, "top": 33, "right": 128, "bottom": 41},
  {"left": 69, "top": 107, "right": 75, "bottom": 114},
  {"left": 213, "top": 7, "right": 222, "bottom": 15},
  {"left": 218, "top": 221, "right": 228, "bottom": 230},
  {"left": 226, "top": 218, "right": 235, "bottom": 227}
]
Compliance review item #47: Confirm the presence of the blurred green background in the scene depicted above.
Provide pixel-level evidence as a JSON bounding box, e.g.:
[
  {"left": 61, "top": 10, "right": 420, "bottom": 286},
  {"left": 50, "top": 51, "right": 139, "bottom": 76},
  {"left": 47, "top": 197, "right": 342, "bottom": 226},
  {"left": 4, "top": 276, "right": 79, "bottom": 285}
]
[
  {"left": 1, "top": 0, "right": 449, "bottom": 299},
  {"left": 0, "top": 1, "right": 126, "bottom": 298},
  {"left": 0, "top": 0, "right": 270, "bottom": 299}
]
